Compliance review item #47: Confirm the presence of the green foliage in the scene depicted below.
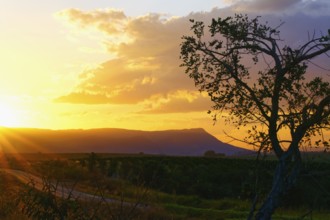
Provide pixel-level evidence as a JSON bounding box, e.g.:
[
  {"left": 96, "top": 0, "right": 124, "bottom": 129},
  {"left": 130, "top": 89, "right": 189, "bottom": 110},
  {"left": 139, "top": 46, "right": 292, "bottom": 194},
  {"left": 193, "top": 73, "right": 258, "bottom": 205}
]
[
  {"left": 32, "top": 159, "right": 90, "bottom": 181},
  {"left": 19, "top": 181, "right": 84, "bottom": 220},
  {"left": 77, "top": 155, "right": 330, "bottom": 211},
  {"left": 79, "top": 156, "right": 272, "bottom": 199},
  {"left": 17, "top": 158, "right": 152, "bottom": 220},
  {"left": 3, "top": 154, "right": 330, "bottom": 219}
]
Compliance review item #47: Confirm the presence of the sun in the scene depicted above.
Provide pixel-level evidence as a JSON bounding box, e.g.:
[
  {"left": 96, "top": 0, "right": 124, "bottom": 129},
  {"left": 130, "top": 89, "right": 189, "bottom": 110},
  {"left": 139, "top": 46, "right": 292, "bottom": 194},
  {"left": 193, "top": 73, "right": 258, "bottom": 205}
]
[{"left": 0, "top": 102, "right": 23, "bottom": 127}]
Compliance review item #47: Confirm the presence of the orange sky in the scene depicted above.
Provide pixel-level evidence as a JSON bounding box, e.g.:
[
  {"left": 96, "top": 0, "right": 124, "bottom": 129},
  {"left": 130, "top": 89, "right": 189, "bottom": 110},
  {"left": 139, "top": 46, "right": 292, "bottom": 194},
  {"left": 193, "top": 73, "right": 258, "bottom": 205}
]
[{"left": 1, "top": 0, "right": 329, "bottom": 149}]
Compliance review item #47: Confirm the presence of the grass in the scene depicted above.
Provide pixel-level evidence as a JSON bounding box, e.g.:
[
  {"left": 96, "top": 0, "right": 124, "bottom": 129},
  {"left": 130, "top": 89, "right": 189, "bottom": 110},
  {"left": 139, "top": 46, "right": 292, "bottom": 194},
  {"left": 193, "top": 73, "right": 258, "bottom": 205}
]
[{"left": 1, "top": 153, "right": 330, "bottom": 219}]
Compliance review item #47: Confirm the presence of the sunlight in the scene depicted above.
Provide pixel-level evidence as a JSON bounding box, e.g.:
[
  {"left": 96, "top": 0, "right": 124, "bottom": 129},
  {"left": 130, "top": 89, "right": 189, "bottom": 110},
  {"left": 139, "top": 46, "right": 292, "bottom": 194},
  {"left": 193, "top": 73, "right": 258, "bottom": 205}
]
[{"left": 0, "top": 102, "right": 22, "bottom": 127}]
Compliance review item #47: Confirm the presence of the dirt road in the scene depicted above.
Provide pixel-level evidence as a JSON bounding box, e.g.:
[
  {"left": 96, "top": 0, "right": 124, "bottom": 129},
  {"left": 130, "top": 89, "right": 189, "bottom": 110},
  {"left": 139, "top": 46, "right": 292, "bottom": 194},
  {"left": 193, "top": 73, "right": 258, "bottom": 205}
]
[{"left": 1, "top": 168, "right": 133, "bottom": 205}]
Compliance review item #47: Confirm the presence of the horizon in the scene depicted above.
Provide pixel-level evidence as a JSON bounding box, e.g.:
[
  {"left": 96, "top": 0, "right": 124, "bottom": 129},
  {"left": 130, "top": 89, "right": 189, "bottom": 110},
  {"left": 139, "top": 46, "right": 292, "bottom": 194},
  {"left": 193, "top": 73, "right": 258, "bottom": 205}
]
[
  {"left": 1, "top": 0, "right": 330, "bottom": 149},
  {"left": 0, "top": 126, "right": 328, "bottom": 152},
  {"left": 0, "top": 126, "right": 255, "bottom": 155}
]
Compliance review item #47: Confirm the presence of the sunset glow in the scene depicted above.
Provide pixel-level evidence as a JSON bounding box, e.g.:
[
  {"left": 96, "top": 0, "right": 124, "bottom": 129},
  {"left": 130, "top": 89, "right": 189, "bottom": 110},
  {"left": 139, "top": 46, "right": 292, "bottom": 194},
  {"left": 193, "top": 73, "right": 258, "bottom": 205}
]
[
  {"left": 0, "top": 102, "right": 23, "bottom": 127},
  {"left": 1, "top": 0, "right": 329, "bottom": 149}
]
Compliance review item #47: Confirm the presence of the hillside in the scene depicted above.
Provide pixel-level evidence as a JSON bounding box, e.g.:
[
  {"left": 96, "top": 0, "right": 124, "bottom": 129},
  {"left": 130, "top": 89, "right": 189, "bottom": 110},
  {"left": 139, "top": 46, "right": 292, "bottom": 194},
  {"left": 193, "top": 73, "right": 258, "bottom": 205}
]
[{"left": 0, "top": 127, "right": 252, "bottom": 156}]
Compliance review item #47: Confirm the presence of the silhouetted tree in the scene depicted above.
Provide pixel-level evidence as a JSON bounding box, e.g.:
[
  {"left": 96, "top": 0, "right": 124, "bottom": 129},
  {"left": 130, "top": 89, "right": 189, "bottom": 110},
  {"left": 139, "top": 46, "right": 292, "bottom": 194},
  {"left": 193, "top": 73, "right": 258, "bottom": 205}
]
[
  {"left": 87, "top": 152, "right": 98, "bottom": 172},
  {"left": 204, "top": 150, "right": 217, "bottom": 157},
  {"left": 180, "top": 14, "right": 330, "bottom": 219}
]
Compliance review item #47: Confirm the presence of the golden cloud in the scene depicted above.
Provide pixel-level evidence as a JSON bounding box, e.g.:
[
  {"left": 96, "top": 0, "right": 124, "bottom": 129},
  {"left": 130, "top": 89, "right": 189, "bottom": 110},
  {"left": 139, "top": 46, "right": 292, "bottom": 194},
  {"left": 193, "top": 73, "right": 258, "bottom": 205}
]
[
  {"left": 55, "top": 10, "right": 200, "bottom": 111},
  {"left": 140, "top": 91, "right": 211, "bottom": 114},
  {"left": 57, "top": 8, "right": 127, "bottom": 34},
  {"left": 55, "top": 6, "right": 330, "bottom": 113},
  {"left": 54, "top": 91, "right": 111, "bottom": 104}
]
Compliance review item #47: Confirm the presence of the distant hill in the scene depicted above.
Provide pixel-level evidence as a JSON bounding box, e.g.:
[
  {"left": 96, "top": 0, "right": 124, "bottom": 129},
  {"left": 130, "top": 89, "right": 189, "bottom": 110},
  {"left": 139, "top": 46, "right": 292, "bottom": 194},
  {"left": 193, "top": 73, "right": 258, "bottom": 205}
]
[{"left": 0, "top": 127, "right": 253, "bottom": 156}]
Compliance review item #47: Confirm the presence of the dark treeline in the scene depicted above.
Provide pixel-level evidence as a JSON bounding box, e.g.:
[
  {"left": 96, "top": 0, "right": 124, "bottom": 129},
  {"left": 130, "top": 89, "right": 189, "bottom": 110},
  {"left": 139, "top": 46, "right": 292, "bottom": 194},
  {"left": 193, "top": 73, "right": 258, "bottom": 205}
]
[{"left": 77, "top": 154, "right": 330, "bottom": 210}]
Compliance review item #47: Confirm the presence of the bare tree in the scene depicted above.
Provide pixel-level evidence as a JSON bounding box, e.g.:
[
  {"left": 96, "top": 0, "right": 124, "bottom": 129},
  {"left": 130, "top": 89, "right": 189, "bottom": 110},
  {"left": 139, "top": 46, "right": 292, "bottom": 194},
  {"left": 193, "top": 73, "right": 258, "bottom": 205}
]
[{"left": 180, "top": 14, "right": 330, "bottom": 219}]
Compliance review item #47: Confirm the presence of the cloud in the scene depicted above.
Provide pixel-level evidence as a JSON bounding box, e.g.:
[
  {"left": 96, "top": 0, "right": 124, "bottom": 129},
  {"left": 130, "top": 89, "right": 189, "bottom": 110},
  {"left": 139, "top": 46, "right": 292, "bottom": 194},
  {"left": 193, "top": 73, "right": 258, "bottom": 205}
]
[
  {"left": 57, "top": 8, "right": 127, "bottom": 34},
  {"left": 228, "top": 0, "right": 330, "bottom": 15},
  {"left": 140, "top": 91, "right": 212, "bottom": 114},
  {"left": 54, "top": 91, "right": 111, "bottom": 104},
  {"left": 55, "top": 1, "right": 330, "bottom": 113},
  {"left": 231, "top": 0, "right": 301, "bottom": 13},
  {"left": 56, "top": 11, "right": 198, "bottom": 109},
  {"left": 302, "top": 0, "right": 330, "bottom": 16}
]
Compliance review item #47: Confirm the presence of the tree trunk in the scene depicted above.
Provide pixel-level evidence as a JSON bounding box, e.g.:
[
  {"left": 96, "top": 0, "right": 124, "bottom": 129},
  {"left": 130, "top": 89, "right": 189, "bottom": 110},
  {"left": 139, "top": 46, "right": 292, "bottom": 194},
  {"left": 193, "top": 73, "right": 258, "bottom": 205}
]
[{"left": 254, "top": 153, "right": 301, "bottom": 220}]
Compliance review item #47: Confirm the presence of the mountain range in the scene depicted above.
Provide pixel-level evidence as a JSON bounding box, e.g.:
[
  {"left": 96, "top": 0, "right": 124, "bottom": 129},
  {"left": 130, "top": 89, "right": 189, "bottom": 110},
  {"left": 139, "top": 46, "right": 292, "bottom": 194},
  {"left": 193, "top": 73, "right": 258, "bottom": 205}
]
[{"left": 0, "top": 127, "right": 252, "bottom": 156}]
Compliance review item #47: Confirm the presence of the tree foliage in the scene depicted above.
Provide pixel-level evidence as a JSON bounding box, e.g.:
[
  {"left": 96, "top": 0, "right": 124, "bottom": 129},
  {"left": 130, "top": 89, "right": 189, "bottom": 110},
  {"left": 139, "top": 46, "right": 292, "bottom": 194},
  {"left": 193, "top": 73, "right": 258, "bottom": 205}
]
[{"left": 180, "top": 14, "right": 330, "bottom": 219}]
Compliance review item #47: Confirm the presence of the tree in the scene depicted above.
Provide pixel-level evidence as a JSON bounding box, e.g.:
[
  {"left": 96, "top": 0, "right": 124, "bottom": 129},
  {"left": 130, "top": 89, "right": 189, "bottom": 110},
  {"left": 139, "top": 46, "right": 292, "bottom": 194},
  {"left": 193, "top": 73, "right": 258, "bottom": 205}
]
[
  {"left": 180, "top": 14, "right": 330, "bottom": 219},
  {"left": 204, "top": 150, "right": 217, "bottom": 157}
]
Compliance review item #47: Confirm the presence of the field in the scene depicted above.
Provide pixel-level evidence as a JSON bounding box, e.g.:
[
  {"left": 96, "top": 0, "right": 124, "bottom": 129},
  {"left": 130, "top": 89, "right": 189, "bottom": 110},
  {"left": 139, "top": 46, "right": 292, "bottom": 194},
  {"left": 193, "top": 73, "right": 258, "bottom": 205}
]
[{"left": 0, "top": 152, "right": 330, "bottom": 219}]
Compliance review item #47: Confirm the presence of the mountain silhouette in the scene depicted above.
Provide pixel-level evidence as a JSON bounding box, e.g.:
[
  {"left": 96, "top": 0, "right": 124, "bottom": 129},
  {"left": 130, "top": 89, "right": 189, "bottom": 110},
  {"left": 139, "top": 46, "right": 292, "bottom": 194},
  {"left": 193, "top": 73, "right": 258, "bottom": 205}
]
[{"left": 0, "top": 127, "right": 252, "bottom": 156}]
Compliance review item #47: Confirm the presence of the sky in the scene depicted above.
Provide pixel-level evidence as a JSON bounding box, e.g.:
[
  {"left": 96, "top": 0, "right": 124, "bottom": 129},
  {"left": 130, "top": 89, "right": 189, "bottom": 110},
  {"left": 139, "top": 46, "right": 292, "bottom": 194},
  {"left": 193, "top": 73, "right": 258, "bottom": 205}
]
[{"left": 1, "top": 0, "right": 329, "bottom": 149}]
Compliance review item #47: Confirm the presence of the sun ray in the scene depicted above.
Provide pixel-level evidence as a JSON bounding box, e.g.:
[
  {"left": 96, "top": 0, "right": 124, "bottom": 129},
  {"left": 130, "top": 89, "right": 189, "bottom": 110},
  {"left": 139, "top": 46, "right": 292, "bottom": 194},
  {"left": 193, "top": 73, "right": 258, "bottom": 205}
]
[{"left": 0, "top": 127, "right": 60, "bottom": 171}]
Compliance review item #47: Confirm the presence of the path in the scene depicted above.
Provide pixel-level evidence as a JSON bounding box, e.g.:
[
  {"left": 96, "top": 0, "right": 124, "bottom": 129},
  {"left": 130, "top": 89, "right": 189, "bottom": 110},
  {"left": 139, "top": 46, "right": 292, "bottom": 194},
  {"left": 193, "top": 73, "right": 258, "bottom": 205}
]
[{"left": 1, "top": 168, "right": 140, "bottom": 206}]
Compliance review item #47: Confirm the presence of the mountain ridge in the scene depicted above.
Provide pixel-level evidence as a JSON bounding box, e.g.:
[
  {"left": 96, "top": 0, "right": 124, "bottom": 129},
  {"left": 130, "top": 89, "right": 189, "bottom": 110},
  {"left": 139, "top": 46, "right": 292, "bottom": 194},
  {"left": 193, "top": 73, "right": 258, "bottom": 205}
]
[{"left": 0, "top": 127, "right": 253, "bottom": 156}]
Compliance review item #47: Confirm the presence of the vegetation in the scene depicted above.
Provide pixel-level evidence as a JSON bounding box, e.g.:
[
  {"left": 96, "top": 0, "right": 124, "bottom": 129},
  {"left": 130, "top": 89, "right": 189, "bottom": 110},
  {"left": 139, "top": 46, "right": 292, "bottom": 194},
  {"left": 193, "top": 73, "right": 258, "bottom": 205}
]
[
  {"left": 1, "top": 153, "right": 330, "bottom": 219},
  {"left": 180, "top": 14, "right": 330, "bottom": 219}
]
